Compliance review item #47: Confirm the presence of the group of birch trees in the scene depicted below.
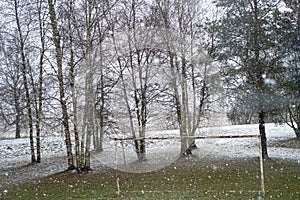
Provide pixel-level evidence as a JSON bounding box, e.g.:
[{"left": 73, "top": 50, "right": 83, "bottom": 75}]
[
  {"left": 0, "top": 0, "right": 46, "bottom": 163},
  {"left": 0, "top": 0, "right": 215, "bottom": 170}
]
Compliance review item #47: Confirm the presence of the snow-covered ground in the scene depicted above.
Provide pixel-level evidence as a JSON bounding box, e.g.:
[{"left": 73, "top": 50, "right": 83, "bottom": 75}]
[
  {"left": 0, "top": 123, "right": 299, "bottom": 186},
  {"left": 0, "top": 137, "right": 66, "bottom": 170},
  {"left": 100, "top": 123, "right": 300, "bottom": 172}
]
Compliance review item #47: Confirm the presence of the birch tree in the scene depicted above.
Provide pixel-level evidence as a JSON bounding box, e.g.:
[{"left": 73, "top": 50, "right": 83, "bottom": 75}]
[
  {"left": 47, "top": 0, "right": 75, "bottom": 169},
  {"left": 0, "top": 33, "right": 25, "bottom": 138},
  {"left": 113, "top": 0, "right": 149, "bottom": 161},
  {"left": 81, "top": 0, "right": 95, "bottom": 170},
  {"left": 12, "top": 0, "right": 37, "bottom": 163},
  {"left": 0, "top": 0, "right": 47, "bottom": 163},
  {"left": 155, "top": 0, "right": 212, "bottom": 155},
  {"left": 0, "top": 32, "right": 25, "bottom": 139},
  {"left": 66, "top": 0, "right": 116, "bottom": 170},
  {"left": 65, "top": 0, "right": 81, "bottom": 170},
  {"left": 111, "top": 0, "right": 171, "bottom": 161},
  {"left": 30, "top": 0, "right": 47, "bottom": 163}
]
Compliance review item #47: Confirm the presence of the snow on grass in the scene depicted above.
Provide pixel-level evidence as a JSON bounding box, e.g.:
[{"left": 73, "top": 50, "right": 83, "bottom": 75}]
[
  {"left": 0, "top": 123, "right": 299, "bottom": 173},
  {"left": 0, "top": 137, "right": 65, "bottom": 170},
  {"left": 96, "top": 123, "right": 299, "bottom": 173}
]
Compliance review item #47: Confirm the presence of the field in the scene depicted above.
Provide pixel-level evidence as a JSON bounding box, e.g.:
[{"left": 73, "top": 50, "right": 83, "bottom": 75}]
[
  {"left": 1, "top": 157, "right": 300, "bottom": 199},
  {"left": 0, "top": 123, "right": 299, "bottom": 199}
]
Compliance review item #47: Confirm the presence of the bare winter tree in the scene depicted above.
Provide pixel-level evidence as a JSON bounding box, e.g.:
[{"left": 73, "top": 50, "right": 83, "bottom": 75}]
[
  {"left": 111, "top": 0, "right": 172, "bottom": 161},
  {"left": 12, "top": 0, "right": 37, "bottom": 163},
  {"left": 61, "top": 0, "right": 118, "bottom": 170},
  {"left": 155, "top": 0, "right": 213, "bottom": 155},
  {"left": 29, "top": 0, "right": 47, "bottom": 163},
  {"left": 0, "top": 30, "right": 25, "bottom": 139},
  {"left": 77, "top": 0, "right": 113, "bottom": 170},
  {"left": 64, "top": 0, "right": 81, "bottom": 171},
  {"left": 47, "top": 0, "right": 75, "bottom": 169},
  {"left": 0, "top": 0, "right": 49, "bottom": 163}
]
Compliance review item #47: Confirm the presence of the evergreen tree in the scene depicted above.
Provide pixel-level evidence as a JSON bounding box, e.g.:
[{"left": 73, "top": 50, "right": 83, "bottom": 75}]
[
  {"left": 209, "top": 0, "right": 287, "bottom": 158},
  {"left": 280, "top": 0, "right": 300, "bottom": 138}
]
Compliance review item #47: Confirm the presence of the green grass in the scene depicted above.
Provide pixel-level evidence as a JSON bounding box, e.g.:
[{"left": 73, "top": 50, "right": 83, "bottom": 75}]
[
  {"left": 1, "top": 157, "right": 299, "bottom": 199},
  {"left": 269, "top": 138, "right": 300, "bottom": 148}
]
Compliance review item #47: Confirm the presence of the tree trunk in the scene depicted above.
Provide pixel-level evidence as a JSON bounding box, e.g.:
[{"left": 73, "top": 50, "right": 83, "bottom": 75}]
[
  {"left": 180, "top": 54, "right": 190, "bottom": 156},
  {"left": 35, "top": 85, "right": 42, "bottom": 163},
  {"left": 13, "top": 0, "right": 36, "bottom": 163},
  {"left": 139, "top": 87, "right": 147, "bottom": 161},
  {"left": 259, "top": 111, "right": 269, "bottom": 159},
  {"left": 35, "top": 0, "right": 46, "bottom": 163},
  {"left": 84, "top": 75, "right": 93, "bottom": 170},
  {"left": 168, "top": 53, "right": 187, "bottom": 155},
  {"left": 47, "top": 0, "right": 74, "bottom": 170},
  {"left": 14, "top": 89, "right": 21, "bottom": 139},
  {"left": 119, "top": 61, "right": 141, "bottom": 160},
  {"left": 136, "top": 56, "right": 148, "bottom": 161},
  {"left": 98, "top": 59, "right": 105, "bottom": 152},
  {"left": 28, "top": 54, "right": 42, "bottom": 163},
  {"left": 94, "top": 58, "right": 105, "bottom": 152},
  {"left": 295, "top": 129, "right": 300, "bottom": 139},
  {"left": 82, "top": 2, "right": 94, "bottom": 170},
  {"left": 85, "top": 115, "right": 92, "bottom": 171},
  {"left": 295, "top": 121, "right": 300, "bottom": 139},
  {"left": 96, "top": 79, "right": 105, "bottom": 152},
  {"left": 70, "top": 43, "right": 81, "bottom": 170},
  {"left": 253, "top": 0, "right": 269, "bottom": 160},
  {"left": 81, "top": 67, "right": 94, "bottom": 171},
  {"left": 80, "top": 110, "right": 87, "bottom": 168},
  {"left": 68, "top": 0, "right": 81, "bottom": 171},
  {"left": 15, "top": 114, "right": 21, "bottom": 139}
]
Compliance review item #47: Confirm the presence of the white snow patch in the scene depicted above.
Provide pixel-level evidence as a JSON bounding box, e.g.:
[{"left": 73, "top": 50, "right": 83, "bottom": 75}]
[
  {"left": 278, "top": 1, "right": 293, "bottom": 13},
  {"left": 264, "top": 78, "right": 276, "bottom": 85},
  {"left": 0, "top": 123, "right": 299, "bottom": 178}
]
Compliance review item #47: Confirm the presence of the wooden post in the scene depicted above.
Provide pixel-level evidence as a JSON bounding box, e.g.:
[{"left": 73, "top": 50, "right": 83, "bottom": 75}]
[
  {"left": 114, "top": 140, "right": 120, "bottom": 194},
  {"left": 121, "top": 140, "right": 129, "bottom": 182},
  {"left": 258, "top": 135, "right": 265, "bottom": 197}
]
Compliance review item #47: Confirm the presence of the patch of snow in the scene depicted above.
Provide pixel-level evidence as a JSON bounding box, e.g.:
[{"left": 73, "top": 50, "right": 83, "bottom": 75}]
[
  {"left": 264, "top": 78, "right": 276, "bottom": 85},
  {"left": 152, "top": 58, "right": 160, "bottom": 65},
  {"left": 0, "top": 123, "right": 299, "bottom": 184},
  {"left": 278, "top": 1, "right": 293, "bottom": 13}
]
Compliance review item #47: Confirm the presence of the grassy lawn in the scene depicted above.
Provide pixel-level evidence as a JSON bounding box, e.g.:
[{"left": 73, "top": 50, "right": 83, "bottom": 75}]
[
  {"left": 1, "top": 157, "right": 299, "bottom": 199},
  {"left": 269, "top": 138, "right": 300, "bottom": 149}
]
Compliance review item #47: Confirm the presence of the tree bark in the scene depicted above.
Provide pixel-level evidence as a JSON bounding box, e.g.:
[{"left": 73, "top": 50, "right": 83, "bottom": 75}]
[
  {"left": 14, "top": 88, "right": 21, "bottom": 139},
  {"left": 68, "top": 0, "right": 81, "bottom": 171},
  {"left": 168, "top": 53, "right": 187, "bottom": 155},
  {"left": 15, "top": 113, "right": 21, "bottom": 139},
  {"left": 180, "top": 56, "right": 190, "bottom": 155},
  {"left": 84, "top": 69, "right": 94, "bottom": 170},
  {"left": 253, "top": 0, "right": 269, "bottom": 159},
  {"left": 35, "top": 0, "right": 46, "bottom": 163},
  {"left": 97, "top": 71, "right": 105, "bottom": 152},
  {"left": 259, "top": 111, "right": 268, "bottom": 159},
  {"left": 13, "top": 0, "right": 36, "bottom": 163},
  {"left": 70, "top": 41, "right": 81, "bottom": 170},
  {"left": 47, "top": 0, "right": 74, "bottom": 170},
  {"left": 118, "top": 59, "right": 141, "bottom": 160},
  {"left": 82, "top": 0, "right": 95, "bottom": 171},
  {"left": 295, "top": 127, "right": 300, "bottom": 139}
]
